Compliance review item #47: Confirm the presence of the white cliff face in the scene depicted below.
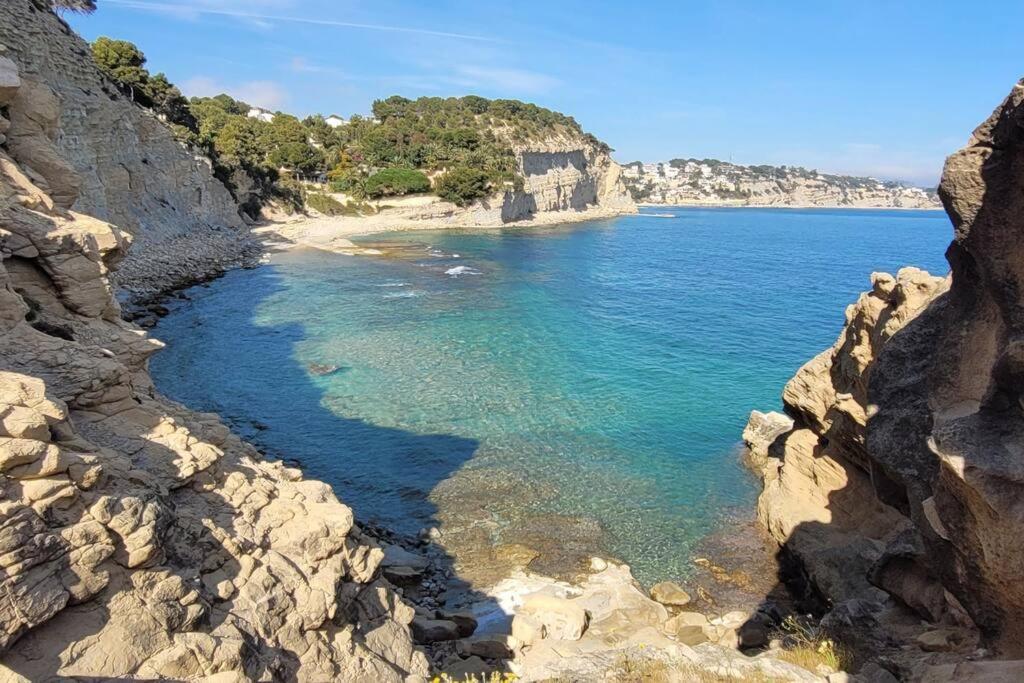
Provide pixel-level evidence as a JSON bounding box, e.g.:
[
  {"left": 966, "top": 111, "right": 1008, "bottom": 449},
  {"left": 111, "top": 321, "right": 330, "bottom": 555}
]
[
  {"left": 495, "top": 138, "right": 636, "bottom": 223},
  {"left": 0, "top": 2, "right": 255, "bottom": 306},
  {"left": 624, "top": 160, "right": 940, "bottom": 209}
]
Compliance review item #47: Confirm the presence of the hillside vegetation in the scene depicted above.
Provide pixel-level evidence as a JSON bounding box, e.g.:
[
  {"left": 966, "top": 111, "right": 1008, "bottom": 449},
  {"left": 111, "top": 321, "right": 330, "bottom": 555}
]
[{"left": 89, "top": 36, "right": 603, "bottom": 214}]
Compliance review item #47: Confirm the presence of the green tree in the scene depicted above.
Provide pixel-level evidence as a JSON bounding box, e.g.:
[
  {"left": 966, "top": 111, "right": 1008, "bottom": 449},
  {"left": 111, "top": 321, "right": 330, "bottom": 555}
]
[
  {"left": 259, "top": 114, "right": 323, "bottom": 174},
  {"left": 91, "top": 37, "right": 150, "bottom": 102},
  {"left": 210, "top": 94, "right": 249, "bottom": 115},
  {"left": 144, "top": 73, "right": 195, "bottom": 129},
  {"left": 364, "top": 168, "right": 431, "bottom": 198},
  {"left": 214, "top": 117, "right": 265, "bottom": 169},
  {"left": 371, "top": 95, "right": 412, "bottom": 121},
  {"left": 434, "top": 167, "right": 491, "bottom": 207},
  {"left": 268, "top": 142, "right": 323, "bottom": 175}
]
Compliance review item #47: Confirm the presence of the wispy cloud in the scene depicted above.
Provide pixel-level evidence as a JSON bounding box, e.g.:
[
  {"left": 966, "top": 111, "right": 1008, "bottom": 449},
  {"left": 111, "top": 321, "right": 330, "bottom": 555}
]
[
  {"left": 182, "top": 76, "right": 289, "bottom": 110},
  {"left": 289, "top": 56, "right": 348, "bottom": 78},
  {"left": 103, "top": 0, "right": 506, "bottom": 43},
  {"left": 449, "top": 66, "right": 560, "bottom": 95}
]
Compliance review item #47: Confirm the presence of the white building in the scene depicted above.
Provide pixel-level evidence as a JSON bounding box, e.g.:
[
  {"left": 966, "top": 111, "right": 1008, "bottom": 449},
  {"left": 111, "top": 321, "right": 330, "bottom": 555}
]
[
  {"left": 325, "top": 114, "right": 348, "bottom": 128},
  {"left": 247, "top": 107, "right": 275, "bottom": 123}
]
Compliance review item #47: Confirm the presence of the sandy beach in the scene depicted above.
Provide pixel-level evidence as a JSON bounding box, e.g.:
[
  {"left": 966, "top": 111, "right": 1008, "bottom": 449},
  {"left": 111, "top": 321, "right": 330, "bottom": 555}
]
[{"left": 255, "top": 197, "right": 636, "bottom": 255}]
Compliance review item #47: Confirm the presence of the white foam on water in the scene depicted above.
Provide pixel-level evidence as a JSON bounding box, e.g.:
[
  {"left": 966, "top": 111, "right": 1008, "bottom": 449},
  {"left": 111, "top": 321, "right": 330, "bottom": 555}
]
[{"left": 445, "top": 265, "right": 480, "bottom": 277}]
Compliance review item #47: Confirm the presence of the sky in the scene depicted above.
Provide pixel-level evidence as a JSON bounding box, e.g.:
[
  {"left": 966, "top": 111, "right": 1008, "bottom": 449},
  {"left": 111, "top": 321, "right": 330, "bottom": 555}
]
[{"left": 68, "top": 0, "right": 1024, "bottom": 187}]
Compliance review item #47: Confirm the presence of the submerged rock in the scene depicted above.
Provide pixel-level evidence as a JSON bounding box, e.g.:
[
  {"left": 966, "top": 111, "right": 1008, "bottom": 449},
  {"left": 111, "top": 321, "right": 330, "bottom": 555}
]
[
  {"left": 307, "top": 363, "right": 340, "bottom": 376},
  {"left": 649, "top": 581, "right": 692, "bottom": 607}
]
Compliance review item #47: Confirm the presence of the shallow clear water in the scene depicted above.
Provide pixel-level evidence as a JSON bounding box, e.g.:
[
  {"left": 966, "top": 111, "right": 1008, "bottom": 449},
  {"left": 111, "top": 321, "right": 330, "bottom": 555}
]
[{"left": 151, "top": 207, "right": 951, "bottom": 584}]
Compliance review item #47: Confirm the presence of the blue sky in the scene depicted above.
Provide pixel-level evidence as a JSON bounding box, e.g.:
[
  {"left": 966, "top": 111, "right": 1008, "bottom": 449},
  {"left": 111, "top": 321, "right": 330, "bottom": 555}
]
[{"left": 69, "top": 0, "right": 1023, "bottom": 186}]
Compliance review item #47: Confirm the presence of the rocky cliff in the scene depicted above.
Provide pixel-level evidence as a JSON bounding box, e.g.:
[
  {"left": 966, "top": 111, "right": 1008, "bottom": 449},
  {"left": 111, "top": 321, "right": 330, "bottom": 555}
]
[
  {"left": 0, "top": 1, "right": 256, "bottom": 310},
  {"left": 627, "top": 159, "right": 940, "bottom": 209},
  {"left": 745, "top": 81, "right": 1024, "bottom": 672},
  {"left": 312, "top": 138, "right": 637, "bottom": 231},
  {"left": 0, "top": 14, "right": 432, "bottom": 682},
  {"left": 440, "top": 140, "right": 635, "bottom": 226},
  {"left": 497, "top": 138, "right": 635, "bottom": 222}
]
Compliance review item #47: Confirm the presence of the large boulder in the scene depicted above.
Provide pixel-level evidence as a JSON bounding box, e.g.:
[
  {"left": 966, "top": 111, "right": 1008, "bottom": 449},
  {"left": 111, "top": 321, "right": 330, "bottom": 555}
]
[
  {"left": 742, "top": 409, "right": 793, "bottom": 470},
  {"left": 515, "top": 594, "right": 589, "bottom": 642}
]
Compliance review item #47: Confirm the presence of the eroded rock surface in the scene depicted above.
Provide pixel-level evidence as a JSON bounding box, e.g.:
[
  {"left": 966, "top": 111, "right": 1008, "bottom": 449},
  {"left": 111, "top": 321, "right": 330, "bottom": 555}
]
[
  {"left": 745, "top": 79, "right": 1024, "bottom": 667},
  {"left": 869, "top": 79, "right": 1024, "bottom": 653},
  {"left": 750, "top": 268, "right": 947, "bottom": 607},
  {"left": 494, "top": 562, "right": 820, "bottom": 682},
  {"left": 0, "top": 49, "right": 426, "bottom": 682},
  {"left": 0, "top": 2, "right": 257, "bottom": 309}
]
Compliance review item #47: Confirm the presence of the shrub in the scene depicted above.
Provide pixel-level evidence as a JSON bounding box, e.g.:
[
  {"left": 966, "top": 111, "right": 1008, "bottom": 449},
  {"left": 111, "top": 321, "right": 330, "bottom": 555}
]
[
  {"left": 364, "top": 168, "right": 431, "bottom": 198},
  {"left": 434, "top": 167, "right": 491, "bottom": 207},
  {"left": 305, "top": 192, "right": 347, "bottom": 216},
  {"left": 272, "top": 176, "right": 305, "bottom": 214}
]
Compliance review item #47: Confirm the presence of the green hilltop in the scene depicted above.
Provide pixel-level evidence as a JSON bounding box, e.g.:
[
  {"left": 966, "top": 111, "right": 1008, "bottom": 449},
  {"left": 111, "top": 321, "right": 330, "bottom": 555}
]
[{"left": 89, "top": 36, "right": 606, "bottom": 213}]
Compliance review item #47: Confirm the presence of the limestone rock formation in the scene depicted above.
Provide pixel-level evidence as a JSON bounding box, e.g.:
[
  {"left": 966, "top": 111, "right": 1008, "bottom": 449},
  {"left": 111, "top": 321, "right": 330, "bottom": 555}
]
[
  {"left": 0, "top": 45, "right": 426, "bottom": 682},
  {"left": 492, "top": 562, "right": 819, "bottom": 682},
  {"left": 750, "top": 268, "right": 948, "bottom": 605},
  {"left": 474, "top": 137, "right": 636, "bottom": 225},
  {"left": 746, "top": 79, "right": 1024, "bottom": 661},
  {"left": 0, "top": 2, "right": 256, "bottom": 308},
  {"left": 868, "top": 79, "right": 1024, "bottom": 653}
]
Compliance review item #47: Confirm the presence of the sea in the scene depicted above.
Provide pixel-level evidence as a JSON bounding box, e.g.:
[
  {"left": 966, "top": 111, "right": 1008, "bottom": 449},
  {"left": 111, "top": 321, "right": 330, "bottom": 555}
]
[{"left": 151, "top": 207, "right": 950, "bottom": 584}]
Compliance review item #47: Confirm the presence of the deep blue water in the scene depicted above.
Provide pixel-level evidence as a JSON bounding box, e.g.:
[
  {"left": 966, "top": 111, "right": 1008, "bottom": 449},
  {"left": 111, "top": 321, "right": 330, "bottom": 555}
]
[{"left": 151, "top": 207, "right": 950, "bottom": 583}]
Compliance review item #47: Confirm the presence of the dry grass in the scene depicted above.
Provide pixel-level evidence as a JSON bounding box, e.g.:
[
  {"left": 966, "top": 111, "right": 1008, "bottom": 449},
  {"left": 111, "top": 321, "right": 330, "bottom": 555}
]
[
  {"left": 774, "top": 616, "right": 851, "bottom": 674},
  {"left": 613, "top": 654, "right": 772, "bottom": 683},
  {"left": 430, "top": 674, "right": 517, "bottom": 683}
]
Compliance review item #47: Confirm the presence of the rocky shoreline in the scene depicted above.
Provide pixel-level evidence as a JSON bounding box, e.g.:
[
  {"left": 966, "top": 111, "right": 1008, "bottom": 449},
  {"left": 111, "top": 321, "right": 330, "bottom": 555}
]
[
  {"left": 0, "top": 12, "right": 823, "bottom": 679},
  {"left": 6, "top": 2, "right": 1024, "bottom": 680},
  {"left": 637, "top": 202, "right": 944, "bottom": 211}
]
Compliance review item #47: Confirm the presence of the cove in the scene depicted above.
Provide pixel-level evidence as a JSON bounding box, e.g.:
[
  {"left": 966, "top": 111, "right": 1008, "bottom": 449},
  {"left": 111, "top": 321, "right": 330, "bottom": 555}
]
[{"left": 150, "top": 207, "right": 950, "bottom": 585}]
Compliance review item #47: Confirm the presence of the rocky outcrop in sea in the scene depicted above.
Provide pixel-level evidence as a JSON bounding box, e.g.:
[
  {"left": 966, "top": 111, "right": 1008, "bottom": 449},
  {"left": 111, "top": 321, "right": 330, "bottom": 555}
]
[{"left": 745, "top": 81, "right": 1024, "bottom": 679}]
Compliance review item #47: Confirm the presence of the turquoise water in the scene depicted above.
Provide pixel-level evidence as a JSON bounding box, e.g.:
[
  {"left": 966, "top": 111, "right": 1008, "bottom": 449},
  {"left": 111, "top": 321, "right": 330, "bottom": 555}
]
[{"left": 151, "top": 207, "right": 951, "bottom": 584}]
